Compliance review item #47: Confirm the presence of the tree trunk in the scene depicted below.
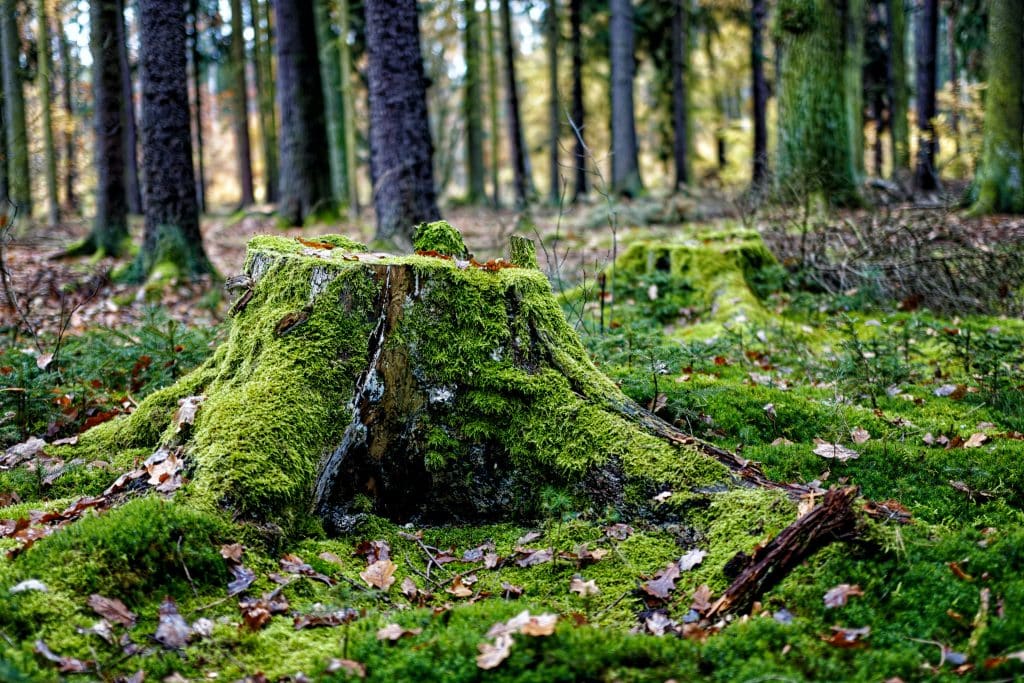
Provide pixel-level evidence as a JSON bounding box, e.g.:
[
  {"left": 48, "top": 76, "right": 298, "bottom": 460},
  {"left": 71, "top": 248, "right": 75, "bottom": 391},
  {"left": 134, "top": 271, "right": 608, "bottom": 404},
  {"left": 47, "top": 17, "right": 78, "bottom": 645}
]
[
  {"left": 485, "top": 0, "right": 501, "bottom": 208},
  {"left": 275, "top": 0, "right": 333, "bottom": 226},
  {"left": 967, "top": 0, "right": 1023, "bottom": 215},
  {"left": 545, "top": 1, "right": 560, "bottom": 205},
  {"left": 230, "top": 0, "right": 254, "bottom": 206},
  {"left": 914, "top": 0, "right": 939, "bottom": 191},
  {"left": 750, "top": 0, "right": 768, "bottom": 188},
  {"left": 609, "top": 0, "right": 642, "bottom": 197},
  {"left": 315, "top": 0, "right": 347, "bottom": 209},
  {"left": 569, "top": 0, "right": 587, "bottom": 201},
  {"left": 1, "top": 0, "right": 30, "bottom": 216},
  {"left": 499, "top": 0, "right": 533, "bottom": 209},
  {"left": 946, "top": 0, "right": 960, "bottom": 157},
  {"left": 188, "top": 0, "right": 206, "bottom": 214},
  {"left": 365, "top": 0, "right": 439, "bottom": 245},
  {"left": 887, "top": 0, "right": 909, "bottom": 172},
  {"left": 704, "top": 30, "right": 727, "bottom": 173},
  {"left": 117, "top": 0, "right": 143, "bottom": 215},
  {"left": 844, "top": 0, "right": 866, "bottom": 179},
  {"left": 249, "top": 0, "right": 278, "bottom": 204},
  {"left": 776, "top": 0, "right": 859, "bottom": 205},
  {"left": 338, "top": 0, "right": 358, "bottom": 214},
  {"left": 130, "top": 0, "right": 213, "bottom": 282},
  {"left": 463, "top": 0, "right": 486, "bottom": 204},
  {"left": 57, "top": 18, "right": 76, "bottom": 214},
  {"left": 36, "top": 0, "right": 60, "bottom": 225}
]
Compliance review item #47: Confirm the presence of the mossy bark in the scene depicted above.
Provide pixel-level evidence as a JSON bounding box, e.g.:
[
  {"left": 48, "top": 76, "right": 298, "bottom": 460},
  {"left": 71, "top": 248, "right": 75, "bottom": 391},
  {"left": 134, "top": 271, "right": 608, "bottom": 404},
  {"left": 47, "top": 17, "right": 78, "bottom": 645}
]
[
  {"left": 1, "top": 0, "right": 29, "bottom": 215},
  {"left": 967, "top": 0, "right": 1023, "bottom": 215},
  {"left": 72, "top": 226, "right": 803, "bottom": 535}
]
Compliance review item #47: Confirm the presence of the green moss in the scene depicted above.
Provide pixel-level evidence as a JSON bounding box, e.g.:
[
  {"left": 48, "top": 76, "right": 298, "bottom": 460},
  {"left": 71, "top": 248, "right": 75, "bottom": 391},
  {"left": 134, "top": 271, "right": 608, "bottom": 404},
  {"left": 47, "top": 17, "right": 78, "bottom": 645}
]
[{"left": 412, "top": 220, "right": 469, "bottom": 257}]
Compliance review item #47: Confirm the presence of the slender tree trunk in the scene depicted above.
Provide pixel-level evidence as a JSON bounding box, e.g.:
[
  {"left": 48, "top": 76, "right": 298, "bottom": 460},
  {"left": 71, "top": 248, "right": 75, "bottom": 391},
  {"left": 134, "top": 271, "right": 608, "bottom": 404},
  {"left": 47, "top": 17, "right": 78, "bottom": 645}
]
[
  {"left": 250, "top": 0, "right": 278, "bottom": 203},
  {"left": 0, "top": 22, "right": 7, "bottom": 205},
  {"left": 485, "top": 0, "right": 501, "bottom": 207},
  {"left": 36, "top": 0, "right": 60, "bottom": 224},
  {"left": 967, "top": 0, "right": 1023, "bottom": 214},
  {"left": 609, "top": 0, "right": 642, "bottom": 197},
  {"left": 188, "top": 0, "right": 206, "bottom": 213},
  {"left": 338, "top": 0, "right": 358, "bottom": 213},
  {"left": 1, "top": 0, "right": 30, "bottom": 215},
  {"left": 366, "top": 0, "right": 439, "bottom": 244},
  {"left": 872, "top": 88, "right": 885, "bottom": 176},
  {"left": 499, "top": 0, "right": 533, "bottom": 208},
  {"left": 230, "top": 0, "right": 254, "bottom": 206},
  {"left": 569, "top": 0, "right": 586, "bottom": 201},
  {"left": 131, "top": 0, "right": 212, "bottom": 281},
  {"left": 844, "top": 0, "right": 866, "bottom": 178},
  {"left": 545, "top": 1, "right": 560, "bottom": 204},
  {"left": 776, "top": 0, "right": 859, "bottom": 205},
  {"left": 86, "top": 0, "right": 128, "bottom": 255},
  {"left": 914, "top": 0, "right": 939, "bottom": 191},
  {"left": 57, "top": 14, "right": 76, "bottom": 213},
  {"left": 750, "top": 0, "right": 768, "bottom": 187},
  {"left": 463, "top": 0, "right": 486, "bottom": 204},
  {"left": 946, "top": 0, "right": 960, "bottom": 157},
  {"left": 315, "top": 0, "right": 347, "bottom": 208},
  {"left": 887, "top": 0, "right": 909, "bottom": 172},
  {"left": 117, "top": 0, "right": 143, "bottom": 214},
  {"left": 275, "top": 0, "right": 332, "bottom": 225}
]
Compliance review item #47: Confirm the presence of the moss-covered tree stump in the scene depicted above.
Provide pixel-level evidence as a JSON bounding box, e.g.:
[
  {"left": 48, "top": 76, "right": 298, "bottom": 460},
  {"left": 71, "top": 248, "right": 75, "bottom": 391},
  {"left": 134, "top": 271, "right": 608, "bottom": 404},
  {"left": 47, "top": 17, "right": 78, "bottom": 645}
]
[{"left": 75, "top": 223, "right": 795, "bottom": 534}]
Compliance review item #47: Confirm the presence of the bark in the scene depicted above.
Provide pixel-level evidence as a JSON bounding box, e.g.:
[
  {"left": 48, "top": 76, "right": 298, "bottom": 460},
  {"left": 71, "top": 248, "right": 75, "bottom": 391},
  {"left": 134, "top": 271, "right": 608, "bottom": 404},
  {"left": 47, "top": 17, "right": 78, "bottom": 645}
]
[
  {"left": 117, "top": 0, "right": 143, "bottom": 215},
  {"left": 499, "top": 0, "right": 533, "bottom": 208},
  {"left": 338, "top": 0, "right": 358, "bottom": 213},
  {"left": 463, "top": 0, "right": 486, "bottom": 204},
  {"left": 967, "top": 0, "right": 1023, "bottom": 214},
  {"left": 609, "top": 0, "right": 642, "bottom": 197},
  {"left": 946, "top": 0, "right": 960, "bottom": 157},
  {"left": 249, "top": 0, "right": 278, "bottom": 204},
  {"left": 57, "top": 18, "right": 76, "bottom": 213},
  {"left": 569, "top": 0, "right": 587, "bottom": 200},
  {"left": 705, "top": 31, "right": 727, "bottom": 172},
  {"left": 887, "top": 0, "right": 909, "bottom": 171},
  {"left": 131, "top": 0, "right": 213, "bottom": 281},
  {"left": 230, "top": 0, "right": 254, "bottom": 206},
  {"left": 188, "top": 0, "right": 205, "bottom": 213},
  {"left": 315, "top": 0, "right": 347, "bottom": 208},
  {"left": 485, "top": 0, "right": 501, "bottom": 207},
  {"left": 275, "top": 0, "right": 333, "bottom": 225},
  {"left": 914, "top": 0, "right": 939, "bottom": 191},
  {"left": 776, "top": 0, "right": 859, "bottom": 205},
  {"left": 844, "top": 0, "right": 866, "bottom": 178},
  {"left": 545, "top": 1, "right": 560, "bottom": 205},
  {"left": 36, "top": 0, "right": 60, "bottom": 225},
  {"left": 750, "top": 0, "right": 768, "bottom": 187},
  {"left": 1, "top": 0, "right": 30, "bottom": 215},
  {"left": 365, "top": 0, "right": 439, "bottom": 244}
]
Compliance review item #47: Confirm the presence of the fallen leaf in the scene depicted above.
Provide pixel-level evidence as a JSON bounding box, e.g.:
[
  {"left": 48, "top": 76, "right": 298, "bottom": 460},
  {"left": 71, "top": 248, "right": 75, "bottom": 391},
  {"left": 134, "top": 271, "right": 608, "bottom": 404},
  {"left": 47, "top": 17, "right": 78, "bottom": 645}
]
[
  {"left": 514, "top": 548, "right": 553, "bottom": 567},
  {"left": 850, "top": 427, "right": 870, "bottom": 444},
  {"left": 9, "top": 578, "right": 47, "bottom": 593},
  {"left": 641, "top": 563, "right": 681, "bottom": 599},
  {"left": 191, "top": 618, "right": 214, "bottom": 638},
  {"left": 173, "top": 395, "right": 205, "bottom": 432},
  {"left": 813, "top": 443, "right": 859, "bottom": 462},
  {"left": 823, "top": 625, "right": 870, "bottom": 648},
  {"left": 771, "top": 437, "right": 795, "bottom": 446},
  {"left": 1, "top": 437, "right": 46, "bottom": 468},
  {"left": 500, "top": 582, "right": 524, "bottom": 599},
  {"left": 359, "top": 560, "right": 397, "bottom": 591},
  {"left": 516, "top": 531, "right": 541, "bottom": 545},
  {"left": 293, "top": 608, "right": 358, "bottom": 630},
  {"left": 219, "top": 543, "right": 244, "bottom": 563},
  {"left": 690, "top": 584, "right": 713, "bottom": 614},
  {"left": 154, "top": 597, "right": 191, "bottom": 649},
  {"left": 569, "top": 577, "right": 599, "bottom": 597},
  {"left": 353, "top": 539, "right": 391, "bottom": 564},
  {"left": 823, "top": 584, "right": 864, "bottom": 608},
  {"left": 280, "top": 554, "right": 336, "bottom": 585},
  {"left": 88, "top": 594, "right": 136, "bottom": 627},
  {"left": 238, "top": 588, "right": 290, "bottom": 631},
  {"left": 644, "top": 611, "right": 676, "bottom": 636},
  {"left": 33, "top": 639, "right": 93, "bottom": 673},
  {"left": 476, "top": 633, "right": 514, "bottom": 670},
  {"left": 948, "top": 561, "right": 974, "bottom": 582},
  {"left": 227, "top": 563, "right": 257, "bottom": 597},
  {"left": 446, "top": 575, "right": 474, "bottom": 598},
  {"left": 326, "top": 659, "right": 366, "bottom": 678},
  {"left": 678, "top": 549, "right": 707, "bottom": 572},
  {"left": 603, "top": 523, "right": 633, "bottom": 540},
  {"left": 376, "top": 623, "right": 421, "bottom": 641},
  {"left": 401, "top": 577, "right": 419, "bottom": 600},
  {"left": 964, "top": 433, "right": 989, "bottom": 449}
]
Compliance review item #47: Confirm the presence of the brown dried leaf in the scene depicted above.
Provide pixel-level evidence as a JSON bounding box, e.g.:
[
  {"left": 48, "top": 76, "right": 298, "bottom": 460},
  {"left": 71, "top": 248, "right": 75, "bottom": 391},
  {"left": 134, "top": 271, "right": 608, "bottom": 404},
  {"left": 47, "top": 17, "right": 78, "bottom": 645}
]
[
  {"left": 88, "top": 594, "right": 136, "bottom": 627},
  {"left": 813, "top": 443, "right": 859, "bottom": 462},
  {"left": 850, "top": 427, "right": 871, "bottom": 444},
  {"left": 154, "top": 597, "right": 191, "bottom": 649},
  {"left": 376, "top": 623, "right": 421, "bottom": 641},
  {"left": 220, "top": 543, "right": 244, "bottom": 563},
  {"left": 516, "top": 531, "right": 541, "bottom": 545},
  {"left": 476, "top": 633, "right": 514, "bottom": 670},
  {"left": 173, "top": 395, "right": 204, "bottom": 433},
  {"left": 500, "top": 581, "right": 524, "bottom": 599},
  {"left": 641, "top": 563, "right": 681, "bottom": 599},
  {"left": 238, "top": 588, "right": 290, "bottom": 631},
  {"left": 33, "top": 639, "right": 93, "bottom": 673},
  {"left": 325, "top": 659, "right": 366, "bottom": 678},
  {"left": 569, "top": 577, "right": 600, "bottom": 597},
  {"left": 359, "top": 560, "right": 397, "bottom": 591},
  {"left": 293, "top": 608, "right": 358, "bottom": 630},
  {"left": 514, "top": 548, "right": 553, "bottom": 567},
  {"left": 280, "top": 553, "right": 336, "bottom": 585},
  {"left": 823, "top": 583, "right": 864, "bottom": 608},
  {"left": 964, "top": 432, "right": 989, "bottom": 449},
  {"left": 353, "top": 539, "right": 391, "bottom": 564},
  {"left": 678, "top": 549, "right": 707, "bottom": 572},
  {"left": 603, "top": 523, "right": 634, "bottom": 540},
  {"left": 823, "top": 625, "right": 870, "bottom": 648},
  {"left": 227, "top": 563, "right": 257, "bottom": 597},
  {"left": 690, "top": 584, "right": 713, "bottom": 614},
  {"left": 446, "top": 575, "right": 474, "bottom": 598}
]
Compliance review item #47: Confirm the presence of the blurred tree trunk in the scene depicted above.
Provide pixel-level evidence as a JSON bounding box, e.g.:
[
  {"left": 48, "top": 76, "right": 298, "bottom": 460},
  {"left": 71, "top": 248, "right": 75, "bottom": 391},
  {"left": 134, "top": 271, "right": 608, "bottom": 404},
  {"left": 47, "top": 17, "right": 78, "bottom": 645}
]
[
  {"left": 117, "top": 0, "right": 143, "bottom": 214},
  {"left": 485, "top": 0, "right": 500, "bottom": 207},
  {"left": 967, "top": 0, "right": 1023, "bottom": 214},
  {"left": 230, "top": 0, "right": 254, "bottom": 206},
  {"left": 945, "top": 0, "right": 960, "bottom": 157},
  {"left": 463, "top": 0, "right": 486, "bottom": 204},
  {"left": 569, "top": 0, "right": 587, "bottom": 201},
  {"left": 914, "top": 0, "right": 938, "bottom": 190},
  {"left": 844, "top": 0, "right": 865, "bottom": 178},
  {"left": 1, "top": 0, "right": 30, "bottom": 215},
  {"left": 275, "top": 0, "right": 332, "bottom": 225},
  {"left": 130, "top": 0, "right": 212, "bottom": 281},
  {"left": 36, "top": 0, "right": 60, "bottom": 225},
  {"left": 315, "top": 0, "right": 348, "bottom": 208},
  {"left": 609, "top": 0, "right": 642, "bottom": 197},
  {"left": 338, "top": 0, "right": 358, "bottom": 213},
  {"left": 366, "top": 0, "right": 439, "bottom": 244},
  {"left": 750, "top": 0, "right": 767, "bottom": 187},
  {"left": 57, "top": 16, "right": 76, "bottom": 213},
  {"left": 704, "top": 30, "right": 726, "bottom": 172},
  {"left": 188, "top": 0, "right": 206, "bottom": 213},
  {"left": 776, "top": 0, "right": 859, "bottom": 205},
  {"left": 249, "top": 0, "right": 278, "bottom": 203},
  {"left": 499, "top": 0, "right": 533, "bottom": 208},
  {"left": 545, "top": 1, "right": 560, "bottom": 205},
  {"left": 887, "top": 0, "right": 909, "bottom": 172}
]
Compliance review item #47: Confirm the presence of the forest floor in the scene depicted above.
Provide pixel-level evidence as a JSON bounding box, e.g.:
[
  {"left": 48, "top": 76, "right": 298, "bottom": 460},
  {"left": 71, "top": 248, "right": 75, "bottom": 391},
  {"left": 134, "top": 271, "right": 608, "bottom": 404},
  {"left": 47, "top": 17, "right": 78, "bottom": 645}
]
[{"left": 2, "top": 201, "right": 1024, "bottom": 681}]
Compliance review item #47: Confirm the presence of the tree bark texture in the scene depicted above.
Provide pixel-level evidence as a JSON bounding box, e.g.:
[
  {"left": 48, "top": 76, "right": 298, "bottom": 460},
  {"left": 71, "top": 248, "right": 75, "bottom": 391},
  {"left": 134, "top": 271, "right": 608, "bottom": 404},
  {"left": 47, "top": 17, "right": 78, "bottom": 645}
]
[
  {"left": 230, "top": 0, "right": 254, "bottom": 206},
  {"left": 366, "top": 0, "right": 440, "bottom": 244},
  {"left": 750, "top": 0, "right": 768, "bottom": 187},
  {"left": 36, "top": 0, "right": 60, "bottom": 225},
  {"left": 250, "top": 0, "right": 278, "bottom": 204},
  {"left": 844, "top": 0, "right": 866, "bottom": 178},
  {"left": 58, "top": 21, "right": 76, "bottom": 213},
  {"left": 569, "top": 0, "right": 587, "bottom": 200},
  {"left": 315, "top": 0, "right": 348, "bottom": 208},
  {"left": 671, "top": 0, "right": 690, "bottom": 189},
  {"left": 546, "top": 1, "right": 560, "bottom": 205},
  {"left": 499, "top": 0, "right": 533, "bottom": 208},
  {"left": 117, "top": 0, "right": 143, "bottom": 215},
  {"left": 887, "top": 0, "right": 909, "bottom": 172},
  {"left": 1, "top": 0, "right": 29, "bottom": 215},
  {"left": 188, "top": 0, "right": 206, "bottom": 213},
  {"left": 609, "top": 0, "right": 642, "bottom": 197},
  {"left": 275, "top": 0, "right": 332, "bottom": 225},
  {"left": 485, "top": 0, "right": 501, "bottom": 207},
  {"left": 914, "top": 0, "right": 939, "bottom": 191},
  {"left": 463, "top": 0, "right": 486, "bottom": 204}
]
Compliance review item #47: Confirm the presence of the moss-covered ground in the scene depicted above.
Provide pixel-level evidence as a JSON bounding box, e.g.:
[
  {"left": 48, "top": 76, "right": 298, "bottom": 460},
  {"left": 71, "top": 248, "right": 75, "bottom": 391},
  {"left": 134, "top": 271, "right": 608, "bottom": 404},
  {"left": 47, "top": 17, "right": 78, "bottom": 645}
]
[{"left": 2, "top": 223, "right": 1024, "bottom": 681}]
